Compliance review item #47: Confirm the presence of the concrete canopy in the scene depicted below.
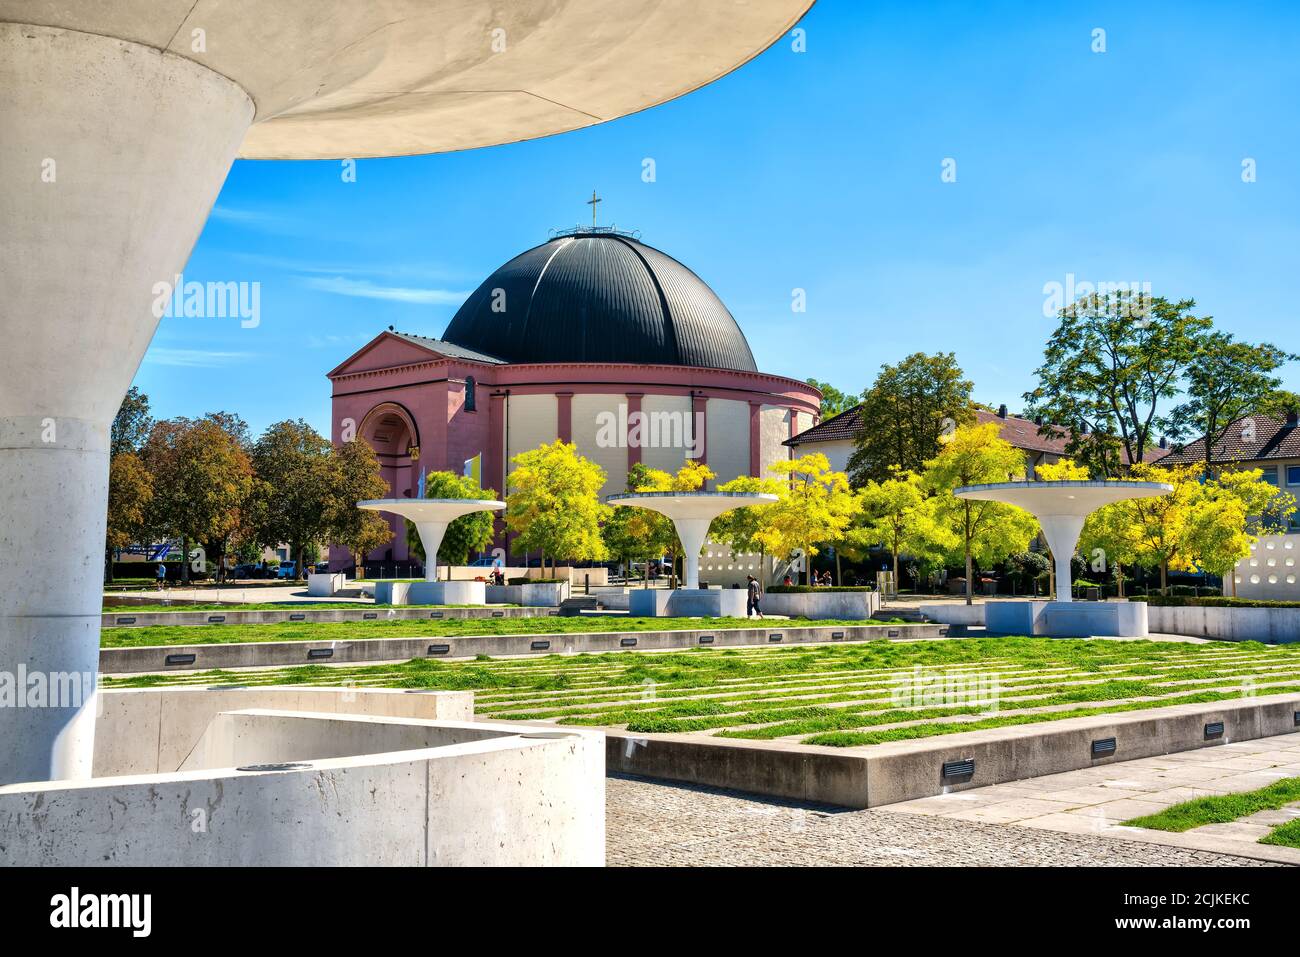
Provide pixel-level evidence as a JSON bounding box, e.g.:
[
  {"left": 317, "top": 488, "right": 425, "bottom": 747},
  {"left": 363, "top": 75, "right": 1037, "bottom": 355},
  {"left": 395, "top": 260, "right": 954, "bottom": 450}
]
[
  {"left": 608, "top": 491, "right": 777, "bottom": 590},
  {"left": 1, "top": 0, "right": 811, "bottom": 786},
  {"left": 954, "top": 481, "right": 1173, "bottom": 602},
  {"left": 359, "top": 499, "right": 505, "bottom": 581},
  {"left": 3, "top": 0, "right": 816, "bottom": 158}
]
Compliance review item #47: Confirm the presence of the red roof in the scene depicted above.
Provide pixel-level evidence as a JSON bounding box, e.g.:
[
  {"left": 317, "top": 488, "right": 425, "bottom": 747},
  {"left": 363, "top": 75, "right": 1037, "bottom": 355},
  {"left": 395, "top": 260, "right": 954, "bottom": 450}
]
[{"left": 1159, "top": 414, "right": 1300, "bottom": 466}]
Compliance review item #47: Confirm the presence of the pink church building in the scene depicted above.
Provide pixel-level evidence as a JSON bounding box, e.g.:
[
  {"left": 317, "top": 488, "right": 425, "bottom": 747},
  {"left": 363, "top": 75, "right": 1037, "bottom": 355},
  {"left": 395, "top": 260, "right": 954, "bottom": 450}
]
[{"left": 327, "top": 228, "right": 821, "bottom": 567}]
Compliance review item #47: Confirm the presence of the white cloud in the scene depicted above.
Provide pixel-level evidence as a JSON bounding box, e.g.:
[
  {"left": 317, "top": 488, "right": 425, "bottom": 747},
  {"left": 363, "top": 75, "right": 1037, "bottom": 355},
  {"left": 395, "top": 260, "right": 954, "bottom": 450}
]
[
  {"left": 144, "top": 348, "right": 255, "bottom": 368},
  {"left": 302, "top": 275, "right": 468, "bottom": 305}
]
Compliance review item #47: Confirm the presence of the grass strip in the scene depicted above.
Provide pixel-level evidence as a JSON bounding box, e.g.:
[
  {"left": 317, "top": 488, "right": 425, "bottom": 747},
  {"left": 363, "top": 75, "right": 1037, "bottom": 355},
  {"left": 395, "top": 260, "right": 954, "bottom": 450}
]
[{"left": 1122, "top": 777, "right": 1300, "bottom": 832}]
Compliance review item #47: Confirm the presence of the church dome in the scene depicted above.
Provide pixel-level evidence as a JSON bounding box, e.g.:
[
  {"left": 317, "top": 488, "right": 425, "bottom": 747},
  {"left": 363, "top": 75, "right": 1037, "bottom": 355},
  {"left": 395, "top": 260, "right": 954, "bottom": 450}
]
[{"left": 440, "top": 231, "right": 757, "bottom": 372}]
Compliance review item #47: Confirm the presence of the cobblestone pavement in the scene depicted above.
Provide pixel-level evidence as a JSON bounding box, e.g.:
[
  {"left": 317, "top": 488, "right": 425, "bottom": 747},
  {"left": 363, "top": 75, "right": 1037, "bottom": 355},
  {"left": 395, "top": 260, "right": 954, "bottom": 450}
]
[{"left": 606, "top": 775, "right": 1282, "bottom": 866}]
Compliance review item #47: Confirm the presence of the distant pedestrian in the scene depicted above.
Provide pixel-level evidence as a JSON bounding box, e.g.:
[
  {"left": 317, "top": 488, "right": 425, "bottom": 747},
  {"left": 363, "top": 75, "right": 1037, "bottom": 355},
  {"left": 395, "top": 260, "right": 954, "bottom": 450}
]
[
  {"left": 156, "top": 562, "right": 167, "bottom": 589},
  {"left": 821, "top": 570, "right": 833, "bottom": 587},
  {"left": 782, "top": 573, "right": 793, "bottom": 587},
  {"left": 746, "top": 575, "right": 763, "bottom": 618}
]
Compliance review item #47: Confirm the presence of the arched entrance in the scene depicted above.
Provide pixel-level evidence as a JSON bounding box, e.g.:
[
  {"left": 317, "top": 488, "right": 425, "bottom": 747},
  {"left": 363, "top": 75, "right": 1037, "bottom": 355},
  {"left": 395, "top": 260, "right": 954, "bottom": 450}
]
[{"left": 358, "top": 402, "right": 421, "bottom": 562}]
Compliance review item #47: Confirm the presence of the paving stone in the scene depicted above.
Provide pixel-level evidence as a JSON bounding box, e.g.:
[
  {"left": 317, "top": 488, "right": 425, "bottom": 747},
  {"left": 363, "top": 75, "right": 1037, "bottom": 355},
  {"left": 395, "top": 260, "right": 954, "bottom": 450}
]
[{"left": 605, "top": 775, "right": 1279, "bottom": 867}]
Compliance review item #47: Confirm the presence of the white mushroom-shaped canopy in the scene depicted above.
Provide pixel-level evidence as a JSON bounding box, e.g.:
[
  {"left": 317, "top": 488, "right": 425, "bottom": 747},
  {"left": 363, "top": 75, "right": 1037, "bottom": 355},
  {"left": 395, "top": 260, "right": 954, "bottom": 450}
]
[{"left": 7, "top": 0, "right": 815, "bottom": 158}]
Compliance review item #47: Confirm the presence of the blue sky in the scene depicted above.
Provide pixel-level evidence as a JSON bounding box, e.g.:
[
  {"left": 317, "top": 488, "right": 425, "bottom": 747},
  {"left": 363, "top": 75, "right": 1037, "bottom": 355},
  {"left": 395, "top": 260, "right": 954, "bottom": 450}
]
[{"left": 137, "top": 0, "right": 1300, "bottom": 436}]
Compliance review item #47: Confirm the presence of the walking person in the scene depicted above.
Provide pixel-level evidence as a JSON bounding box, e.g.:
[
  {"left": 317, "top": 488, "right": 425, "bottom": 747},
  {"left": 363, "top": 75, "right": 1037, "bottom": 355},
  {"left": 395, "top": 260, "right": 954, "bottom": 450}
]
[
  {"left": 155, "top": 560, "right": 167, "bottom": 590},
  {"left": 746, "top": 574, "right": 763, "bottom": 619}
]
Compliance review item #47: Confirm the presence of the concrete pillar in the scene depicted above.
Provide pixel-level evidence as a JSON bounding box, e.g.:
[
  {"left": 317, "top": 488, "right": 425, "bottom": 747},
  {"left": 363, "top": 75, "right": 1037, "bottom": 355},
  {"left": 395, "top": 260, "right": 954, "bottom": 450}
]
[
  {"left": 415, "top": 523, "right": 448, "bottom": 581},
  {"left": 0, "top": 24, "right": 252, "bottom": 784},
  {"left": 1040, "top": 514, "right": 1086, "bottom": 603},
  {"left": 675, "top": 518, "right": 711, "bottom": 591}
]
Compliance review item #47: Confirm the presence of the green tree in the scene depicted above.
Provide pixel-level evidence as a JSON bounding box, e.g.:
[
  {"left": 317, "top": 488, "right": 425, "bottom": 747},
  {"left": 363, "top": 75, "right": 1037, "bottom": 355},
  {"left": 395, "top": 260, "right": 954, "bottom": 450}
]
[
  {"left": 1171, "top": 332, "right": 1296, "bottom": 475},
  {"left": 1257, "top": 389, "right": 1300, "bottom": 418},
  {"left": 753, "top": 453, "right": 860, "bottom": 585},
  {"left": 505, "top": 441, "right": 610, "bottom": 576},
  {"left": 104, "top": 451, "right": 153, "bottom": 582},
  {"left": 1023, "top": 291, "right": 1212, "bottom": 475},
  {"left": 405, "top": 470, "right": 497, "bottom": 574},
  {"left": 805, "top": 379, "right": 854, "bottom": 418},
  {"left": 110, "top": 386, "right": 153, "bottom": 458},
  {"left": 848, "top": 352, "right": 974, "bottom": 485},
  {"left": 922, "top": 422, "right": 1038, "bottom": 604},
  {"left": 141, "top": 416, "right": 254, "bottom": 583},
  {"left": 330, "top": 438, "right": 393, "bottom": 576},
  {"left": 251, "top": 420, "right": 335, "bottom": 581}
]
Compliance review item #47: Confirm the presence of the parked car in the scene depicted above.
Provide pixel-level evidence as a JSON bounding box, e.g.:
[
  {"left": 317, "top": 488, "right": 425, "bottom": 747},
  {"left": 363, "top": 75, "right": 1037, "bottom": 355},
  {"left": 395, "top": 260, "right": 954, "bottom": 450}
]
[
  {"left": 314, "top": 563, "right": 329, "bottom": 574},
  {"left": 467, "top": 556, "right": 497, "bottom": 567},
  {"left": 276, "top": 561, "right": 298, "bottom": 579}
]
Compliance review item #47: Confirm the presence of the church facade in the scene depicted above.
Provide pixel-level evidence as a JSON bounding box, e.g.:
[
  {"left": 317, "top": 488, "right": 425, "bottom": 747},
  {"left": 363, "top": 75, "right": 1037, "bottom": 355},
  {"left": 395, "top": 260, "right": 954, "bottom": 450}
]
[{"left": 327, "top": 228, "right": 821, "bottom": 566}]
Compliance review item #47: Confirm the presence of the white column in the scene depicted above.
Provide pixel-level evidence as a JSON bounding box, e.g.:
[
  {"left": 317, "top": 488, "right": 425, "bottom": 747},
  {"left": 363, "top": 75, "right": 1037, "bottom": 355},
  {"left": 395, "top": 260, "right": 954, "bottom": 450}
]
[
  {"left": 415, "top": 523, "right": 448, "bottom": 581},
  {"left": 0, "top": 24, "right": 252, "bottom": 785},
  {"left": 1039, "top": 515, "right": 1086, "bottom": 603},
  {"left": 675, "top": 518, "right": 711, "bottom": 590}
]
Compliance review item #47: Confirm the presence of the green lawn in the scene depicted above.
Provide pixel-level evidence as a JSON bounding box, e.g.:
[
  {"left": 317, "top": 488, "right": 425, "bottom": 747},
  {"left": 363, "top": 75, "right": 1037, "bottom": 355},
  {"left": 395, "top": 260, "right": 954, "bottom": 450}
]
[
  {"left": 1122, "top": 777, "right": 1300, "bottom": 832},
  {"left": 1122, "top": 776, "right": 1300, "bottom": 850},
  {"left": 104, "top": 636, "right": 1300, "bottom": 750},
  {"left": 100, "top": 615, "right": 873, "bottom": 647},
  {"left": 1260, "top": 817, "right": 1300, "bottom": 849}
]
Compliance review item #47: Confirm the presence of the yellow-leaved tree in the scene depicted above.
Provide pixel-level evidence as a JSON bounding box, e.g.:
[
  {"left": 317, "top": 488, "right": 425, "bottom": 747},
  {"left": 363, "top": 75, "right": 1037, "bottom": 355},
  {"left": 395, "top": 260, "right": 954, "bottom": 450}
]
[
  {"left": 627, "top": 460, "right": 717, "bottom": 587},
  {"left": 922, "top": 423, "right": 1038, "bottom": 604},
  {"left": 1192, "top": 468, "right": 1296, "bottom": 596},
  {"left": 850, "top": 467, "right": 955, "bottom": 589},
  {"left": 752, "top": 453, "right": 860, "bottom": 585},
  {"left": 713, "top": 473, "right": 784, "bottom": 584},
  {"left": 505, "top": 440, "right": 610, "bottom": 578}
]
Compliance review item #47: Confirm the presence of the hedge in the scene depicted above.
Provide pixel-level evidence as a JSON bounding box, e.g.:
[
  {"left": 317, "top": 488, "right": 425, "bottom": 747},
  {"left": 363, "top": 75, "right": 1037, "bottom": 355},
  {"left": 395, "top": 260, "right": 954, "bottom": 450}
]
[
  {"left": 1133, "top": 596, "right": 1300, "bottom": 609},
  {"left": 766, "top": 585, "right": 875, "bottom": 593},
  {"left": 506, "top": 577, "right": 566, "bottom": 585}
]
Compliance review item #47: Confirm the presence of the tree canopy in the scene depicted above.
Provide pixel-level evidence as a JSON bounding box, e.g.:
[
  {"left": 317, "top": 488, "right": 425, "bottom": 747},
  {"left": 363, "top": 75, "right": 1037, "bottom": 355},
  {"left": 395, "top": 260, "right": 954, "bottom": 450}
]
[{"left": 848, "top": 352, "right": 974, "bottom": 485}]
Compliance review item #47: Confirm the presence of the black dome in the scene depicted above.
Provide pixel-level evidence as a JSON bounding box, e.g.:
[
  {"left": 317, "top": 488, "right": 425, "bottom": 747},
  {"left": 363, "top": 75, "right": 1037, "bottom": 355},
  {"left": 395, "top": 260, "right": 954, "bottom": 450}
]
[{"left": 440, "top": 232, "right": 757, "bottom": 372}]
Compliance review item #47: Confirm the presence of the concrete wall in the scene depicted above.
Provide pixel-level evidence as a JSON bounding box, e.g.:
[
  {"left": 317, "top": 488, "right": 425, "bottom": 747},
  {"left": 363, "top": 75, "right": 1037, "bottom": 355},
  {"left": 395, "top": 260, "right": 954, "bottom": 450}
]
[
  {"left": 484, "top": 581, "right": 570, "bottom": 606},
  {"left": 607, "top": 692, "right": 1300, "bottom": 809},
  {"left": 1146, "top": 604, "right": 1300, "bottom": 643},
  {"left": 705, "top": 397, "right": 750, "bottom": 486},
  {"left": 759, "top": 405, "right": 792, "bottom": 477},
  {"left": 918, "top": 602, "right": 987, "bottom": 626},
  {"left": 99, "top": 622, "right": 955, "bottom": 674},
  {"left": 760, "top": 590, "right": 880, "bottom": 620},
  {"left": 1236, "top": 532, "right": 1300, "bottom": 600},
  {"left": 507, "top": 393, "right": 557, "bottom": 467},
  {"left": 103, "top": 605, "right": 556, "bottom": 628},
  {"left": 5, "top": 705, "right": 604, "bottom": 866},
  {"left": 93, "top": 686, "right": 473, "bottom": 777},
  {"left": 639, "top": 394, "right": 694, "bottom": 473}
]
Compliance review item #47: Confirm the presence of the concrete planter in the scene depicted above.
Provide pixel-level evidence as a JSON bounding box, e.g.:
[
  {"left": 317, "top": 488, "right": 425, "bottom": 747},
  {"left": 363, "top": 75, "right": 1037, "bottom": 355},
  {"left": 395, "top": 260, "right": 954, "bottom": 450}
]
[
  {"left": 484, "top": 581, "right": 570, "bottom": 607},
  {"left": 628, "top": 588, "right": 749, "bottom": 617},
  {"left": 2, "top": 686, "right": 604, "bottom": 866},
  {"left": 307, "top": 572, "right": 346, "bottom": 597},
  {"left": 1145, "top": 604, "right": 1300, "bottom": 643},
  {"left": 373, "top": 580, "right": 487, "bottom": 605},
  {"left": 761, "top": 590, "right": 880, "bottom": 620}
]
